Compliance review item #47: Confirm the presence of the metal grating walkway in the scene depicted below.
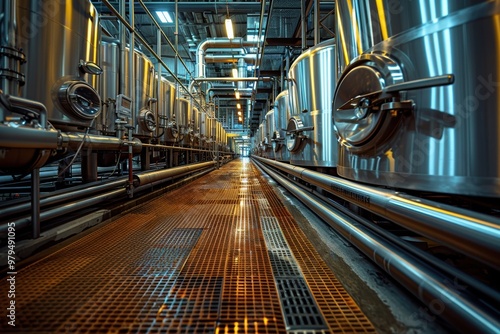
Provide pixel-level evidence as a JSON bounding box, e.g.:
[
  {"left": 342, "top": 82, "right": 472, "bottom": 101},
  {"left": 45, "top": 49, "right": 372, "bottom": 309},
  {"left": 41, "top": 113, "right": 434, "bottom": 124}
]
[{"left": 0, "top": 158, "right": 375, "bottom": 333}]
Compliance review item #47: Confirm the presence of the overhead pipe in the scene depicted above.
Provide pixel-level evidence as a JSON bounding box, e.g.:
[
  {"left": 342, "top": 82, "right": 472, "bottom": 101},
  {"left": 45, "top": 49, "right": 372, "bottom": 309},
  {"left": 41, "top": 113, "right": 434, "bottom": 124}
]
[
  {"left": 204, "top": 54, "right": 257, "bottom": 64},
  {"left": 253, "top": 159, "right": 500, "bottom": 334},
  {"left": 253, "top": 156, "right": 500, "bottom": 270},
  {"left": 196, "top": 38, "right": 259, "bottom": 78}
]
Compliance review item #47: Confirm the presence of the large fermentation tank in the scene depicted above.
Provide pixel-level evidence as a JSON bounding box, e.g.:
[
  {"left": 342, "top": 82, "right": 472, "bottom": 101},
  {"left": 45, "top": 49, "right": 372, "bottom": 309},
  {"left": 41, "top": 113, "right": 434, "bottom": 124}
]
[
  {"left": 273, "top": 90, "right": 290, "bottom": 162},
  {"left": 158, "top": 77, "right": 178, "bottom": 143},
  {"left": 97, "top": 40, "right": 156, "bottom": 138},
  {"left": 192, "top": 107, "right": 201, "bottom": 147},
  {"left": 286, "top": 39, "right": 337, "bottom": 167},
  {"left": 15, "top": 0, "right": 102, "bottom": 131},
  {"left": 333, "top": 0, "right": 500, "bottom": 196},
  {"left": 264, "top": 109, "right": 275, "bottom": 160},
  {"left": 176, "top": 98, "right": 193, "bottom": 146}
]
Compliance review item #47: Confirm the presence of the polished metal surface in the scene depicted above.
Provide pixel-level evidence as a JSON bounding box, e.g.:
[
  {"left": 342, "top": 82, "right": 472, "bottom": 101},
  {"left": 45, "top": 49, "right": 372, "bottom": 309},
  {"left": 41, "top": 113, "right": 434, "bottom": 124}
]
[
  {"left": 253, "top": 156, "right": 500, "bottom": 270},
  {"left": 97, "top": 39, "right": 120, "bottom": 134},
  {"left": 158, "top": 77, "right": 178, "bottom": 143},
  {"left": 264, "top": 109, "right": 275, "bottom": 160},
  {"left": 176, "top": 98, "right": 191, "bottom": 145},
  {"left": 287, "top": 38, "right": 337, "bottom": 167},
  {"left": 16, "top": 0, "right": 101, "bottom": 131},
  {"left": 253, "top": 157, "right": 500, "bottom": 334},
  {"left": 273, "top": 90, "right": 290, "bottom": 162},
  {"left": 334, "top": 0, "right": 500, "bottom": 196},
  {"left": 0, "top": 159, "right": 375, "bottom": 332}
]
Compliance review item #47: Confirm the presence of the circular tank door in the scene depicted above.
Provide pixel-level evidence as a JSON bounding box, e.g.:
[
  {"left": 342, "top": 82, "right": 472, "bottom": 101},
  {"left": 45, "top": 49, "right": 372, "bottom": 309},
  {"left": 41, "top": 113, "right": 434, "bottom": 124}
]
[
  {"left": 57, "top": 80, "right": 101, "bottom": 120},
  {"left": 333, "top": 54, "right": 404, "bottom": 152}
]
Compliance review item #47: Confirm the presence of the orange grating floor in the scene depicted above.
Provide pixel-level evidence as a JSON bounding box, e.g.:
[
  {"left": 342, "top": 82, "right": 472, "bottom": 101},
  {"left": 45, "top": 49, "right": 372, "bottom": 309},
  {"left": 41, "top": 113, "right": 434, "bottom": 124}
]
[{"left": 0, "top": 158, "right": 376, "bottom": 333}]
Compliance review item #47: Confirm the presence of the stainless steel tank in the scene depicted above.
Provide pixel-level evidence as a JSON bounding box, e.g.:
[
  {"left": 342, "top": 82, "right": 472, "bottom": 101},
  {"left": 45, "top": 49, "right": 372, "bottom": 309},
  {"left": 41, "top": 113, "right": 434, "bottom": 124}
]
[
  {"left": 333, "top": 0, "right": 500, "bottom": 196},
  {"left": 273, "top": 90, "right": 290, "bottom": 162},
  {"left": 264, "top": 109, "right": 275, "bottom": 159},
  {"left": 192, "top": 107, "right": 201, "bottom": 147},
  {"left": 286, "top": 38, "right": 337, "bottom": 167},
  {"left": 158, "top": 77, "right": 178, "bottom": 143},
  {"left": 176, "top": 98, "right": 193, "bottom": 145},
  {"left": 16, "top": 0, "right": 102, "bottom": 131},
  {"left": 97, "top": 40, "right": 156, "bottom": 138}
]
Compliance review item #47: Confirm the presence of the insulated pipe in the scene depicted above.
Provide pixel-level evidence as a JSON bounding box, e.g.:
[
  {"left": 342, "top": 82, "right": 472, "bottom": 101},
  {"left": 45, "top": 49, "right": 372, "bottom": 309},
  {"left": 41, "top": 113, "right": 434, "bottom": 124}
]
[
  {"left": 133, "top": 161, "right": 215, "bottom": 185},
  {"left": 196, "top": 38, "right": 259, "bottom": 78},
  {"left": 61, "top": 133, "right": 143, "bottom": 153},
  {"left": 253, "top": 156, "right": 500, "bottom": 270},
  {"left": 253, "top": 159, "right": 500, "bottom": 334},
  {"left": 0, "top": 126, "right": 59, "bottom": 149}
]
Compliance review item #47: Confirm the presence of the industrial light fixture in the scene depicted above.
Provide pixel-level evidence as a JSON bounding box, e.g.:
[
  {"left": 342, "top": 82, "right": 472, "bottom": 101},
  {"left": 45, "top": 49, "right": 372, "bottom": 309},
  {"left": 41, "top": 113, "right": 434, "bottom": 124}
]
[
  {"left": 238, "top": 111, "right": 242, "bottom": 116},
  {"left": 237, "top": 103, "right": 241, "bottom": 109},
  {"left": 235, "top": 90, "right": 240, "bottom": 99},
  {"left": 238, "top": 116, "right": 243, "bottom": 122},
  {"left": 232, "top": 65, "right": 238, "bottom": 78},
  {"left": 225, "top": 17, "right": 234, "bottom": 39},
  {"left": 156, "top": 11, "right": 173, "bottom": 23}
]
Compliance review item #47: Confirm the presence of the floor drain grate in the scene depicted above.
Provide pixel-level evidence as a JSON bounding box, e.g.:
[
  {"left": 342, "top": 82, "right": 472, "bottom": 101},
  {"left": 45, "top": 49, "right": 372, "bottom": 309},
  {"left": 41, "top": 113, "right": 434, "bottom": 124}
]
[{"left": 260, "top": 216, "right": 328, "bottom": 331}]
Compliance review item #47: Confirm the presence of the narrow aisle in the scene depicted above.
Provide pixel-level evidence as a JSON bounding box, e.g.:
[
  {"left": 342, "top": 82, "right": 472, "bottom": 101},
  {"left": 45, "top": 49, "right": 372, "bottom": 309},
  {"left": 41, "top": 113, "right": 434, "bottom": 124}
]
[{"left": 0, "top": 158, "right": 375, "bottom": 333}]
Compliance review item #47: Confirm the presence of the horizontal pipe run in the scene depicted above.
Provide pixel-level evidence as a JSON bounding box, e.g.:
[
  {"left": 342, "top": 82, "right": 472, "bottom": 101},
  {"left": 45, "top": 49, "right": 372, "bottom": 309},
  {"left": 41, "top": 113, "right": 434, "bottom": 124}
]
[
  {"left": 134, "top": 161, "right": 215, "bottom": 186},
  {"left": 0, "top": 188, "right": 127, "bottom": 234},
  {"left": 135, "top": 166, "right": 215, "bottom": 192},
  {"left": 253, "top": 156, "right": 500, "bottom": 270},
  {"left": 0, "top": 127, "right": 143, "bottom": 154},
  {"left": 62, "top": 133, "right": 143, "bottom": 153},
  {"left": 0, "top": 126, "right": 59, "bottom": 149},
  {"left": 0, "top": 178, "right": 127, "bottom": 219},
  {"left": 253, "top": 159, "right": 500, "bottom": 334}
]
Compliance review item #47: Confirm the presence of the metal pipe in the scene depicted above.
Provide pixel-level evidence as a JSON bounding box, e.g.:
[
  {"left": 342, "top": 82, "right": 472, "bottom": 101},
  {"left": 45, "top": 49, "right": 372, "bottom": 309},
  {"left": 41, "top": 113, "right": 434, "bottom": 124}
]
[
  {"left": 253, "top": 159, "right": 500, "bottom": 334},
  {"left": 0, "top": 178, "right": 128, "bottom": 219},
  {"left": 196, "top": 38, "right": 259, "bottom": 78},
  {"left": 253, "top": 156, "right": 500, "bottom": 270},
  {"left": 301, "top": 0, "right": 306, "bottom": 50},
  {"left": 61, "top": 133, "right": 142, "bottom": 153},
  {"left": 314, "top": 0, "right": 320, "bottom": 45},
  {"left": 0, "top": 126, "right": 59, "bottom": 149},
  {"left": 31, "top": 168, "right": 40, "bottom": 239},
  {"left": 119, "top": 0, "right": 127, "bottom": 95},
  {"left": 128, "top": 0, "right": 134, "bottom": 122},
  {"left": 0, "top": 188, "right": 127, "bottom": 233},
  {"left": 204, "top": 54, "right": 257, "bottom": 64},
  {"left": 3, "top": 93, "right": 48, "bottom": 128},
  {"left": 133, "top": 161, "right": 214, "bottom": 185}
]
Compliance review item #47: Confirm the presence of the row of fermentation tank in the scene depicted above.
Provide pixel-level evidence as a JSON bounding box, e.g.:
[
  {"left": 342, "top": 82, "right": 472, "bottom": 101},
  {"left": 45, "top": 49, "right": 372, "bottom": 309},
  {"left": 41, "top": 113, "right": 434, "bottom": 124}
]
[
  {"left": 0, "top": 0, "right": 230, "bottom": 174},
  {"left": 253, "top": 0, "right": 500, "bottom": 198}
]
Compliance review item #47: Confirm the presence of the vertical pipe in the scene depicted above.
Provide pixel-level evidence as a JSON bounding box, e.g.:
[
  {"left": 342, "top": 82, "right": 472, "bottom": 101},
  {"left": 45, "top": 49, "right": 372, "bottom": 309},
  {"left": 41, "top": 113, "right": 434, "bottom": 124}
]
[
  {"left": 314, "top": 0, "right": 320, "bottom": 45},
  {"left": 119, "top": 0, "right": 126, "bottom": 95},
  {"left": 31, "top": 169, "right": 40, "bottom": 239},
  {"left": 129, "top": 0, "right": 135, "bottom": 128},
  {"left": 156, "top": 28, "right": 162, "bottom": 135},
  {"left": 301, "top": 0, "right": 307, "bottom": 50}
]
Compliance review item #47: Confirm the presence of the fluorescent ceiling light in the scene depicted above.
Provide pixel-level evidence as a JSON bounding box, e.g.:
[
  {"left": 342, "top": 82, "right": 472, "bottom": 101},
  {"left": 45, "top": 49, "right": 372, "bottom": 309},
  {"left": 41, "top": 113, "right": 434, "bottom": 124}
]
[
  {"left": 232, "top": 67, "right": 238, "bottom": 78},
  {"left": 225, "top": 18, "right": 234, "bottom": 39},
  {"left": 237, "top": 103, "right": 241, "bottom": 109},
  {"left": 156, "top": 11, "right": 172, "bottom": 23},
  {"left": 235, "top": 90, "right": 240, "bottom": 99}
]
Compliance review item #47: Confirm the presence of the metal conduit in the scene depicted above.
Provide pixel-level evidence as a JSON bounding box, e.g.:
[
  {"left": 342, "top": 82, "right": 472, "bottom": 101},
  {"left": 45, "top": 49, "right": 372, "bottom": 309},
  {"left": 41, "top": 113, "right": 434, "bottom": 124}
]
[
  {"left": 134, "top": 161, "right": 215, "bottom": 186},
  {"left": 284, "top": 168, "right": 500, "bottom": 303},
  {"left": 253, "top": 156, "right": 500, "bottom": 270},
  {"left": 0, "top": 178, "right": 128, "bottom": 218},
  {"left": 0, "top": 126, "right": 143, "bottom": 153},
  {"left": 0, "top": 161, "right": 216, "bottom": 233},
  {"left": 253, "top": 159, "right": 500, "bottom": 334},
  {"left": 0, "top": 188, "right": 127, "bottom": 234}
]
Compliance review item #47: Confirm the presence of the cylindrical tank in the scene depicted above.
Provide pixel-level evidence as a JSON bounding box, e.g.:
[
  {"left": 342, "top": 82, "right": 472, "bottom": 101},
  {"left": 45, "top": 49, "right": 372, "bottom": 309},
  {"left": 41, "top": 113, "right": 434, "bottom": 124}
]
[
  {"left": 199, "top": 112, "right": 208, "bottom": 147},
  {"left": 176, "top": 98, "right": 192, "bottom": 145},
  {"left": 264, "top": 109, "right": 275, "bottom": 159},
  {"left": 15, "top": 0, "right": 102, "bottom": 131},
  {"left": 130, "top": 50, "right": 156, "bottom": 138},
  {"left": 97, "top": 40, "right": 156, "bottom": 138},
  {"left": 192, "top": 107, "right": 201, "bottom": 147},
  {"left": 158, "top": 77, "right": 178, "bottom": 143},
  {"left": 273, "top": 90, "right": 290, "bottom": 162},
  {"left": 287, "top": 38, "right": 337, "bottom": 167},
  {"left": 333, "top": 0, "right": 500, "bottom": 197}
]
